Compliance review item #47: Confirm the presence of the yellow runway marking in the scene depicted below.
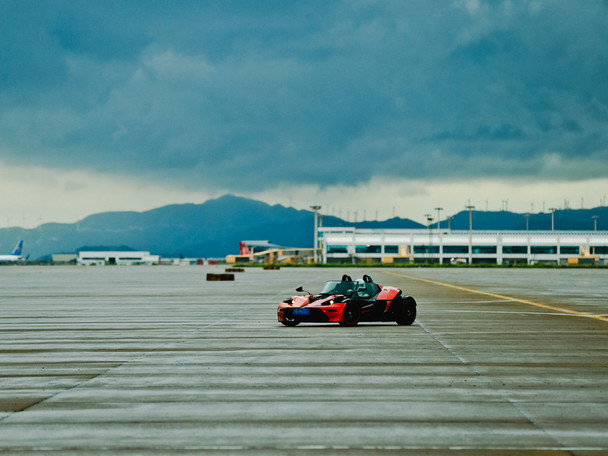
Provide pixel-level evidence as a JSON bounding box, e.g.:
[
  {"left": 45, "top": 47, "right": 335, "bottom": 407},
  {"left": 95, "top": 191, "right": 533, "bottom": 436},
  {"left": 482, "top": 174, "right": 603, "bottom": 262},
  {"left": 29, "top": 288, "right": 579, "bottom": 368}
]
[{"left": 384, "top": 270, "right": 608, "bottom": 323}]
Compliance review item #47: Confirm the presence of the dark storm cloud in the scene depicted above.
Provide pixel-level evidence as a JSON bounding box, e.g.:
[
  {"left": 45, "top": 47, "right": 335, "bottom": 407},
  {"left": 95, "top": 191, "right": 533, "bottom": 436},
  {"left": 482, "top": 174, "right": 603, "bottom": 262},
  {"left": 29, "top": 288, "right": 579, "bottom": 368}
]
[{"left": 1, "top": 0, "right": 607, "bottom": 191}]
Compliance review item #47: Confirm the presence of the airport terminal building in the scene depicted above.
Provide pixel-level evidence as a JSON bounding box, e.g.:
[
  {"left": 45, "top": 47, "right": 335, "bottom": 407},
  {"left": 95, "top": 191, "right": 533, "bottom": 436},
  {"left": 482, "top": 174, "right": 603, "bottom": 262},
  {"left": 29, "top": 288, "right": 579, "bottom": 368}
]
[{"left": 320, "top": 227, "right": 608, "bottom": 265}]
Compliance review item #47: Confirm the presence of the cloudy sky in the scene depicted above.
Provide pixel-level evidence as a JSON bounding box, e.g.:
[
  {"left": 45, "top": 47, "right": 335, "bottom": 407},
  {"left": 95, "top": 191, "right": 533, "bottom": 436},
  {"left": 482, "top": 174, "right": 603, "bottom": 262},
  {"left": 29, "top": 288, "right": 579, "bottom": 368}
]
[{"left": 1, "top": 0, "right": 607, "bottom": 227}]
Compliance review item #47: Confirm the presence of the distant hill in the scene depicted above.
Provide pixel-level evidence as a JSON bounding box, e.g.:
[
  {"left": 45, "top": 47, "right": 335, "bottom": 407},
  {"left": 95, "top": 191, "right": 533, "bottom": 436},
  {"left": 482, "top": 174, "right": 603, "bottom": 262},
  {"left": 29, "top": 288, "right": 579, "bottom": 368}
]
[
  {"left": 0, "top": 194, "right": 423, "bottom": 260},
  {"left": 0, "top": 194, "right": 605, "bottom": 260}
]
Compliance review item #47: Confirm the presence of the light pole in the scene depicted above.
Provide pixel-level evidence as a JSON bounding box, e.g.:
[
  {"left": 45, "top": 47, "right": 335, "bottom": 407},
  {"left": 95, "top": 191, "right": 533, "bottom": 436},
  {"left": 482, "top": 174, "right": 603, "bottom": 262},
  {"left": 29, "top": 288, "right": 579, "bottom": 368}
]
[
  {"left": 425, "top": 214, "right": 433, "bottom": 263},
  {"left": 435, "top": 207, "right": 443, "bottom": 230},
  {"left": 466, "top": 205, "right": 475, "bottom": 264},
  {"left": 549, "top": 208, "right": 557, "bottom": 231},
  {"left": 524, "top": 213, "right": 530, "bottom": 232},
  {"left": 310, "top": 205, "right": 321, "bottom": 263},
  {"left": 592, "top": 215, "right": 599, "bottom": 255}
]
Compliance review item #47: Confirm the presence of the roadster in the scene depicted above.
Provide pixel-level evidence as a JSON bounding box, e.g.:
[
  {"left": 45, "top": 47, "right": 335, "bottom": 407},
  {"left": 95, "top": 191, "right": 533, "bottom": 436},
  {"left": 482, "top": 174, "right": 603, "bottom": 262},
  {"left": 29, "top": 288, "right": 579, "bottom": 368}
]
[{"left": 277, "top": 274, "right": 416, "bottom": 327}]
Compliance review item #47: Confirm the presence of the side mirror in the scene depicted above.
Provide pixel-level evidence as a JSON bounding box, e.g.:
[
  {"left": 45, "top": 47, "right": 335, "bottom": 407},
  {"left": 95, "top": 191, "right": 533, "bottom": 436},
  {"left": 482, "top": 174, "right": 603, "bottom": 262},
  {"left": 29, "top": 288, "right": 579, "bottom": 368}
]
[{"left": 296, "top": 286, "right": 312, "bottom": 295}]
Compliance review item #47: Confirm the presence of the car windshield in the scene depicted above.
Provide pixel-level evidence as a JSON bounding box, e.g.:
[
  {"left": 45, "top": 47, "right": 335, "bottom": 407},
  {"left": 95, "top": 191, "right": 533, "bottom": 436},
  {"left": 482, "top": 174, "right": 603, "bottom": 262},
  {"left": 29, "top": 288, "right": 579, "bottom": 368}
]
[{"left": 319, "top": 280, "right": 355, "bottom": 296}]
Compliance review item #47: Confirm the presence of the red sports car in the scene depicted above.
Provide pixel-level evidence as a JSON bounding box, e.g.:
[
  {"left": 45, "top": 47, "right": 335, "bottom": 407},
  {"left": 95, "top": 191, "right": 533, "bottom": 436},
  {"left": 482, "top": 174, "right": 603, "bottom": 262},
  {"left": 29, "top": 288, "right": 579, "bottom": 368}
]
[{"left": 277, "top": 274, "right": 416, "bottom": 327}]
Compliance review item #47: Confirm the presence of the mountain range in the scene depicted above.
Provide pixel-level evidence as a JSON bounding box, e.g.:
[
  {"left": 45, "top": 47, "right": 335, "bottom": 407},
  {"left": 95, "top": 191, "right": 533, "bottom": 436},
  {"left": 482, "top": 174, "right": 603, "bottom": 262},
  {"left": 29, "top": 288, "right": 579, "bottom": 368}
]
[{"left": 0, "top": 194, "right": 606, "bottom": 261}]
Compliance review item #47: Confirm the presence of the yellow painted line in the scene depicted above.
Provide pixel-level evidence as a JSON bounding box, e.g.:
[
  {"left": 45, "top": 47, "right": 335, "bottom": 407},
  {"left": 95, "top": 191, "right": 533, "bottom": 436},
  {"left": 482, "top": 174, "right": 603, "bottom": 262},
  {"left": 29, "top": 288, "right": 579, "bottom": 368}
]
[{"left": 384, "top": 270, "right": 608, "bottom": 323}]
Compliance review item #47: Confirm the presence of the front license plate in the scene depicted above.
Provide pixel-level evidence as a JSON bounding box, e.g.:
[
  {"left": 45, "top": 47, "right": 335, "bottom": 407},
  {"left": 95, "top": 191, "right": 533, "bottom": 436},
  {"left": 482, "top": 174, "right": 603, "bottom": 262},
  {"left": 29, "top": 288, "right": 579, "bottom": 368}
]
[{"left": 293, "top": 308, "right": 310, "bottom": 316}]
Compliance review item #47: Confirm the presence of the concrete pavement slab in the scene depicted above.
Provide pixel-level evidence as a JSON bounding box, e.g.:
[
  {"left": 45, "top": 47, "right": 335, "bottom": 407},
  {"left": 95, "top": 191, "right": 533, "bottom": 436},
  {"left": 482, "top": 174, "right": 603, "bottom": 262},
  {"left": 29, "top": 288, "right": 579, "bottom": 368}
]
[{"left": 0, "top": 266, "right": 606, "bottom": 454}]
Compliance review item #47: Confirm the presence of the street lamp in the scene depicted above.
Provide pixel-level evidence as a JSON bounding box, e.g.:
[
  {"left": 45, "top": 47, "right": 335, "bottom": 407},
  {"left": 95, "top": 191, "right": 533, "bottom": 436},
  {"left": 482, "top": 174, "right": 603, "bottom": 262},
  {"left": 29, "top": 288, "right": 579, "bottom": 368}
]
[
  {"left": 425, "top": 214, "right": 433, "bottom": 263},
  {"left": 466, "top": 205, "right": 475, "bottom": 264},
  {"left": 593, "top": 215, "right": 599, "bottom": 232},
  {"left": 435, "top": 207, "right": 443, "bottom": 230},
  {"left": 524, "top": 213, "right": 530, "bottom": 232},
  {"left": 549, "top": 208, "right": 557, "bottom": 231},
  {"left": 310, "top": 205, "right": 321, "bottom": 263}
]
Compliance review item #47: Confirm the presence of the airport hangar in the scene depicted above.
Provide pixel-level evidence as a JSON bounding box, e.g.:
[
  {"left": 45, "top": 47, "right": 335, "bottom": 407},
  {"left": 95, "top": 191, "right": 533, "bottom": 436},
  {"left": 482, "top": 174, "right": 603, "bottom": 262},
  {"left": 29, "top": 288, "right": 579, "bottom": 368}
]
[
  {"left": 77, "top": 251, "right": 160, "bottom": 266},
  {"left": 319, "top": 227, "right": 608, "bottom": 265}
]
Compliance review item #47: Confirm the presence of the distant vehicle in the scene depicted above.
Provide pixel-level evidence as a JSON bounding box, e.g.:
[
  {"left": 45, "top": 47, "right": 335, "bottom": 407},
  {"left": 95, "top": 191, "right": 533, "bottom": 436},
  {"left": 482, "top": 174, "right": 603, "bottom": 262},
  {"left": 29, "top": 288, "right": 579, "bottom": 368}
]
[
  {"left": 0, "top": 240, "right": 26, "bottom": 263},
  {"left": 277, "top": 274, "right": 416, "bottom": 327}
]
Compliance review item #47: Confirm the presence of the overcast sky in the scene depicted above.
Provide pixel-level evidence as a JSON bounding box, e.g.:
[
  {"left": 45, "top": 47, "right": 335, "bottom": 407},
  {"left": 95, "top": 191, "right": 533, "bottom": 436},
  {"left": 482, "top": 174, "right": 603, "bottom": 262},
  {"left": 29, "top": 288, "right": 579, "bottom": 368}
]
[{"left": 1, "top": 0, "right": 607, "bottom": 228}]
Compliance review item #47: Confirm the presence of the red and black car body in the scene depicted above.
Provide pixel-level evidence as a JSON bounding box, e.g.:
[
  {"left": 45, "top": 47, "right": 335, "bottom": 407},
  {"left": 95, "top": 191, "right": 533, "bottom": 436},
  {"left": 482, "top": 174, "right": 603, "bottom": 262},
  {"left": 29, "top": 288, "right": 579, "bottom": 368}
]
[{"left": 277, "top": 274, "right": 416, "bottom": 327}]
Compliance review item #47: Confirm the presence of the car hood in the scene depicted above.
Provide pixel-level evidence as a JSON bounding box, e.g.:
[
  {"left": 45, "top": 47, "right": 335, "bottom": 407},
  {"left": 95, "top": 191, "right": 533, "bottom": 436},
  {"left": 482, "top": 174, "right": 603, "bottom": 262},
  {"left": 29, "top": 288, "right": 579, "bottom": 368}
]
[{"left": 292, "top": 294, "right": 342, "bottom": 307}]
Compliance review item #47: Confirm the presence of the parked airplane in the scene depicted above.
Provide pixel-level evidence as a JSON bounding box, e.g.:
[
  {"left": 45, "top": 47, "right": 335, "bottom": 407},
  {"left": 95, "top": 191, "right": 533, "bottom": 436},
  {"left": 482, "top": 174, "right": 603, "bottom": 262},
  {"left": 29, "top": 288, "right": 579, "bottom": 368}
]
[
  {"left": 0, "top": 240, "right": 26, "bottom": 263},
  {"left": 239, "top": 240, "right": 282, "bottom": 254},
  {"left": 239, "top": 241, "right": 251, "bottom": 256}
]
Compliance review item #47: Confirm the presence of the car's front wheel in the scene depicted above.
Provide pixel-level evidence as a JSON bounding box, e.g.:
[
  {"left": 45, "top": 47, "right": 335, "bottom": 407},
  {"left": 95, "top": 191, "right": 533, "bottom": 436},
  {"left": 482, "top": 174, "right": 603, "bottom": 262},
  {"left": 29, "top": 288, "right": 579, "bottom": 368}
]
[
  {"left": 281, "top": 311, "right": 300, "bottom": 327},
  {"left": 339, "top": 303, "right": 360, "bottom": 326},
  {"left": 396, "top": 296, "right": 416, "bottom": 325}
]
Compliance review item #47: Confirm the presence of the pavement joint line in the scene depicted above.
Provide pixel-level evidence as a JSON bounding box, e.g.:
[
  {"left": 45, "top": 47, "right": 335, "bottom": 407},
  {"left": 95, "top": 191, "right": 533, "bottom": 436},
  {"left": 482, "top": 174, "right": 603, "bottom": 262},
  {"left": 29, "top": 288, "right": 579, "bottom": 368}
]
[
  {"left": 384, "top": 270, "right": 608, "bottom": 323},
  {"left": 418, "top": 321, "right": 562, "bottom": 446},
  {"left": 415, "top": 318, "right": 571, "bottom": 452},
  {"left": 0, "top": 318, "right": 231, "bottom": 421}
]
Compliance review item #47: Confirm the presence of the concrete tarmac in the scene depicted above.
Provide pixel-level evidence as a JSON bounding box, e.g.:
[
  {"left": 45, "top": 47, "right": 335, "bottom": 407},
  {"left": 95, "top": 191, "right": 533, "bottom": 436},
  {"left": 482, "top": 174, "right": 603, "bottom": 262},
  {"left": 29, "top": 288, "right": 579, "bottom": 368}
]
[{"left": 0, "top": 266, "right": 607, "bottom": 455}]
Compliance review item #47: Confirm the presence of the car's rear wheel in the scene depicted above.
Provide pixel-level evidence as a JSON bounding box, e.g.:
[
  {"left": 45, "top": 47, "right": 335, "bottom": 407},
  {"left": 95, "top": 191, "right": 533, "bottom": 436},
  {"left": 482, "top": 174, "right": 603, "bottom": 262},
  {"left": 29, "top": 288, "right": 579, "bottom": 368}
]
[
  {"left": 339, "top": 303, "right": 360, "bottom": 326},
  {"left": 396, "top": 296, "right": 416, "bottom": 325}
]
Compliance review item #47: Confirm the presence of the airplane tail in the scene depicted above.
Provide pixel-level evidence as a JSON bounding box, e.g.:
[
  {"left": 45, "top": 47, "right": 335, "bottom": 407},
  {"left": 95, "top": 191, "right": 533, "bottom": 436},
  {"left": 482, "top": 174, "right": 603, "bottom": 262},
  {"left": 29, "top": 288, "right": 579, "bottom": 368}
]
[
  {"left": 11, "top": 240, "right": 23, "bottom": 256},
  {"left": 239, "top": 241, "right": 251, "bottom": 255}
]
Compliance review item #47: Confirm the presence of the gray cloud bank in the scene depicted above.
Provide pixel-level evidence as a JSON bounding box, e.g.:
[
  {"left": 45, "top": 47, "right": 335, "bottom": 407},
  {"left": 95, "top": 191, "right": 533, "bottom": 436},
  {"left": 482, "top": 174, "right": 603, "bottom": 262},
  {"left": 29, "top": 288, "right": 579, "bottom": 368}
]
[{"left": 1, "top": 0, "right": 607, "bottom": 192}]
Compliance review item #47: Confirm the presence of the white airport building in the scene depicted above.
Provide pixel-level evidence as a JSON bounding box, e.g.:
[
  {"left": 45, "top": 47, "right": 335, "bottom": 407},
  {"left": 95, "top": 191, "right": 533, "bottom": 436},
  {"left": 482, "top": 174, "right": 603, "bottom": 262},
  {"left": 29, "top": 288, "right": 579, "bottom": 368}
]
[
  {"left": 320, "top": 227, "right": 608, "bottom": 265},
  {"left": 77, "top": 251, "right": 160, "bottom": 266}
]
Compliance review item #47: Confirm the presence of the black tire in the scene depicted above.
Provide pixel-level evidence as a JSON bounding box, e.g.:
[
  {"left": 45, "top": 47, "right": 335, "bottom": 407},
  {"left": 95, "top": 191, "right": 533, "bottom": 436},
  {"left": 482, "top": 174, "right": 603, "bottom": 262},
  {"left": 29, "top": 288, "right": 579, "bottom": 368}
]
[
  {"left": 396, "top": 296, "right": 416, "bottom": 325},
  {"left": 281, "top": 311, "right": 300, "bottom": 327},
  {"left": 339, "top": 303, "right": 360, "bottom": 327}
]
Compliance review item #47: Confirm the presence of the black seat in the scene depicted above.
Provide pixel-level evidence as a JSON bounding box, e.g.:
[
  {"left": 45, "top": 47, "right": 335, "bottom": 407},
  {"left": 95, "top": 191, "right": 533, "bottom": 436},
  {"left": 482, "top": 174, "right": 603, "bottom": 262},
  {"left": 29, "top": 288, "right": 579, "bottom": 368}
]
[{"left": 354, "top": 279, "right": 379, "bottom": 298}]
